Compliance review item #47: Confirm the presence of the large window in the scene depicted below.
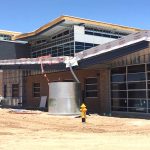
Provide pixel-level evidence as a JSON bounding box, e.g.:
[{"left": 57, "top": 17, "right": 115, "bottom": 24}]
[
  {"left": 33, "top": 83, "right": 40, "bottom": 98},
  {"left": 75, "top": 42, "right": 97, "bottom": 53},
  {"left": 30, "top": 29, "right": 74, "bottom": 58},
  {"left": 12, "top": 84, "right": 19, "bottom": 98},
  {"left": 84, "top": 27, "right": 128, "bottom": 39},
  {"left": 85, "top": 77, "right": 98, "bottom": 98},
  {"left": 111, "top": 64, "right": 149, "bottom": 113}
]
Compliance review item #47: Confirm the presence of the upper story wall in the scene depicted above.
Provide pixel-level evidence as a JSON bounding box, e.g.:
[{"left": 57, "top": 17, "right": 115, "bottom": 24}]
[{"left": 74, "top": 25, "right": 115, "bottom": 45}]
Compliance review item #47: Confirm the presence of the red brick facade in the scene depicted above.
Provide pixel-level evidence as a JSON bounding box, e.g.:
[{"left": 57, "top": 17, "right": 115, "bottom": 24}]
[{"left": 25, "top": 68, "right": 110, "bottom": 114}]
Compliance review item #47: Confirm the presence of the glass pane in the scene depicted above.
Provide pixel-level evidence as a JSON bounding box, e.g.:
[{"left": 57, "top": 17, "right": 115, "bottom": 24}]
[
  {"left": 34, "top": 88, "right": 40, "bottom": 92},
  {"left": 128, "top": 99, "right": 147, "bottom": 113},
  {"left": 148, "top": 91, "right": 150, "bottom": 98},
  {"left": 86, "top": 78, "right": 97, "bottom": 84},
  {"left": 111, "top": 91, "right": 127, "bottom": 98},
  {"left": 128, "top": 82, "right": 146, "bottom": 89},
  {"left": 64, "top": 47, "right": 70, "bottom": 51},
  {"left": 85, "top": 43, "right": 93, "bottom": 47},
  {"left": 85, "top": 31, "right": 93, "bottom": 35},
  {"left": 86, "top": 91, "right": 98, "bottom": 97},
  {"left": 127, "top": 73, "right": 145, "bottom": 81},
  {"left": 33, "top": 93, "right": 40, "bottom": 97},
  {"left": 64, "top": 30, "right": 69, "bottom": 35},
  {"left": 12, "top": 84, "right": 19, "bottom": 97},
  {"left": 94, "top": 32, "right": 102, "bottom": 36},
  {"left": 147, "top": 73, "right": 150, "bottom": 80},
  {"left": 111, "top": 67, "right": 126, "bottom": 74},
  {"left": 148, "top": 100, "right": 150, "bottom": 108},
  {"left": 75, "top": 46, "right": 84, "bottom": 50},
  {"left": 128, "top": 64, "right": 145, "bottom": 73},
  {"left": 86, "top": 84, "right": 97, "bottom": 90},
  {"left": 111, "top": 74, "right": 126, "bottom": 82},
  {"left": 112, "top": 99, "right": 127, "bottom": 107},
  {"left": 148, "top": 99, "right": 150, "bottom": 113},
  {"left": 128, "top": 91, "right": 146, "bottom": 98},
  {"left": 111, "top": 83, "right": 126, "bottom": 90},
  {"left": 147, "top": 64, "right": 150, "bottom": 71},
  {"left": 75, "top": 42, "right": 84, "bottom": 46},
  {"left": 33, "top": 83, "right": 40, "bottom": 87},
  {"left": 75, "top": 49, "right": 83, "bottom": 52}
]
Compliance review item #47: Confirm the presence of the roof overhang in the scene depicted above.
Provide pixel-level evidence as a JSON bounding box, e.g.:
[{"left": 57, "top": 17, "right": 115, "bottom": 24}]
[
  {"left": 0, "top": 30, "right": 21, "bottom": 36},
  {"left": 78, "top": 41, "right": 149, "bottom": 69},
  {"left": 14, "top": 15, "right": 141, "bottom": 40}
]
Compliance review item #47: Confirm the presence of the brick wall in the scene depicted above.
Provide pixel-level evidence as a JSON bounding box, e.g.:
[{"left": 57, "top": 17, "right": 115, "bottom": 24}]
[
  {"left": 25, "top": 68, "right": 110, "bottom": 113},
  {"left": 99, "top": 69, "right": 111, "bottom": 114}
]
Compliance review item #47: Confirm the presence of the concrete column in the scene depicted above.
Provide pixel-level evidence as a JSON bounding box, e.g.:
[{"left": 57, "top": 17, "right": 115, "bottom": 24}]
[{"left": 99, "top": 69, "right": 111, "bottom": 114}]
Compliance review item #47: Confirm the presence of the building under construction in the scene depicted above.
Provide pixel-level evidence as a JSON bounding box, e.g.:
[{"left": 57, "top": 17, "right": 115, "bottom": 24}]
[{"left": 1, "top": 15, "right": 150, "bottom": 116}]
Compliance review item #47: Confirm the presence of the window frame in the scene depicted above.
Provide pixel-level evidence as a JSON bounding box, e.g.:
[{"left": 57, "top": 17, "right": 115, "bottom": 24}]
[
  {"left": 32, "top": 83, "right": 40, "bottom": 98},
  {"left": 85, "top": 77, "right": 98, "bottom": 98},
  {"left": 12, "top": 84, "right": 19, "bottom": 98}
]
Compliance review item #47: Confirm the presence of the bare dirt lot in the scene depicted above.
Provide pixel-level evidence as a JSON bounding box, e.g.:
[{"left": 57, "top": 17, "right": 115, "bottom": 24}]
[{"left": 1, "top": 108, "right": 150, "bottom": 150}]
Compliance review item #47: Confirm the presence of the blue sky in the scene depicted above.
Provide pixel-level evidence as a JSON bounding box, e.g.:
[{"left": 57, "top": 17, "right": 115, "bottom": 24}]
[{"left": 0, "top": 0, "right": 150, "bottom": 33}]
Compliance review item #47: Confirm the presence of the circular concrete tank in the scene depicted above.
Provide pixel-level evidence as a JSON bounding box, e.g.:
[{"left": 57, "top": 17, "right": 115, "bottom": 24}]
[{"left": 48, "top": 82, "right": 80, "bottom": 115}]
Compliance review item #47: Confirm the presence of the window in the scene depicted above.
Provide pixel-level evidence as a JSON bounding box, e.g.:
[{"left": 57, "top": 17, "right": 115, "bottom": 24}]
[
  {"left": 85, "top": 31, "right": 93, "bottom": 35},
  {"left": 147, "top": 73, "right": 150, "bottom": 80},
  {"left": 33, "top": 83, "right": 40, "bottom": 98},
  {"left": 12, "top": 84, "right": 19, "bottom": 98},
  {"left": 147, "top": 64, "right": 150, "bottom": 71},
  {"left": 127, "top": 73, "right": 145, "bottom": 81},
  {"left": 85, "top": 77, "right": 98, "bottom": 98},
  {"left": 111, "top": 67, "right": 126, "bottom": 74},
  {"left": 111, "top": 65, "right": 148, "bottom": 113},
  {"left": 111, "top": 74, "right": 126, "bottom": 82},
  {"left": 52, "top": 30, "right": 69, "bottom": 40},
  {"left": 111, "top": 91, "right": 127, "bottom": 98},
  {"left": 84, "top": 27, "right": 122, "bottom": 39},
  {"left": 128, "top": 99, "right": 147, "bottom": 112},
  {"left": 128, "top": 64, "right": 145, "bottom": 73},
  {"left": 112, "top": 99, "right": 127, "bottom": 107},
  {"left": 111, "top": 83, "right": 126, "bottom": 90},
  {"left": 128, "top": 82, "right": 146, "bottom": 89},
  {"left": 75, "top": 42, "right": 96, "bottom": 53},
  {"left": 128, "top": 91, "right": 146, "bottom": 98}
]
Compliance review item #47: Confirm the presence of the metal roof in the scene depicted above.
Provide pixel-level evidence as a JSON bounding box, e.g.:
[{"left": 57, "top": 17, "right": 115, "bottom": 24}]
[
  {"left": 75, "top": 30, "right": 150, "bottom": 60},
  {"left": 14, "top": 15, "right": 140, "bottom": 40}
]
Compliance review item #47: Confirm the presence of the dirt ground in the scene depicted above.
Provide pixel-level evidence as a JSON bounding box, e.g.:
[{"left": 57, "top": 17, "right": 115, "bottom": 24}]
[{"left": 1, "top": 108, "right": 150, "bottom": 150}]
